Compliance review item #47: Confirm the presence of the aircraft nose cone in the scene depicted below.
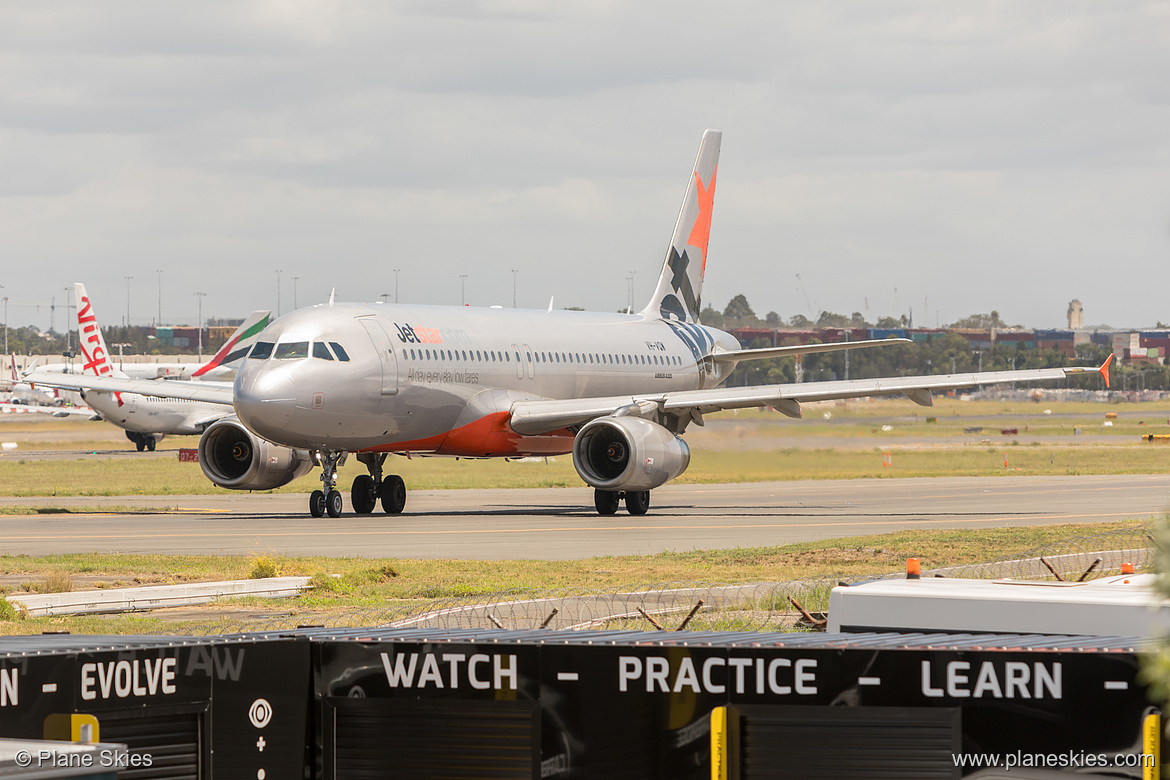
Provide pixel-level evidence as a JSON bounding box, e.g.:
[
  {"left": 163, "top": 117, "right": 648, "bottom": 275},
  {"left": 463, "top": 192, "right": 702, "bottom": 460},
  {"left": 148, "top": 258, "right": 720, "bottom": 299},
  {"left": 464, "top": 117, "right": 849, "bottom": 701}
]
[{"left": 235, "top": 369, "right": 297, "bottom": 438}]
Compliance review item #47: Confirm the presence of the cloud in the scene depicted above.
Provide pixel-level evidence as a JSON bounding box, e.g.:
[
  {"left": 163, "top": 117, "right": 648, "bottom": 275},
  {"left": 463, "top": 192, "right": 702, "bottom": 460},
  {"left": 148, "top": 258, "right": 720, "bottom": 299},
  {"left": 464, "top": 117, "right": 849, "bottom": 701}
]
[{"left": 0, "top": 0, "right": 1167, "bottom": 329}]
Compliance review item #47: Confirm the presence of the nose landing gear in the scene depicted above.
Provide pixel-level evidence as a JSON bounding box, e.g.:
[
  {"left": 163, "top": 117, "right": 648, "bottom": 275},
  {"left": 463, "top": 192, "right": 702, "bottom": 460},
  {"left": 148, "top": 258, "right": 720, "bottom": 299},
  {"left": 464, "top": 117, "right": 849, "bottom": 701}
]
[{"left": 309, "top": 450, "right": 346, "bottom": 518}]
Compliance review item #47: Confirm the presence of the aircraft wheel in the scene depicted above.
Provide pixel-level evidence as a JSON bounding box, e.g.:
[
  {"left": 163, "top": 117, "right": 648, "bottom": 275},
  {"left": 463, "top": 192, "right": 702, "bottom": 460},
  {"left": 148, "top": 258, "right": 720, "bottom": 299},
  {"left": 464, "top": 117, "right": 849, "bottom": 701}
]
[
  {"left": 351, "top": 475, "right": 377, "bottom": 514},
  {"left": 626, "top": 490, "right": 651, "bottom": 516},
  {"left": 326, "top": 489, "right": 344, "bottom": 518},
  {"left": 146, "top": 438, "right": 156, "bottom": 452},
  {"left": 594, "top": 489, "right": 621, "bottom": 516},
  {"left": 309, "top": 490, "right": 326, "bottom": 518},
  {"left": 135, "top": 439, "right": 145, "bottom": 452},
  {"left": 381, "top": 475, "right": 406, "bottom": 514}
]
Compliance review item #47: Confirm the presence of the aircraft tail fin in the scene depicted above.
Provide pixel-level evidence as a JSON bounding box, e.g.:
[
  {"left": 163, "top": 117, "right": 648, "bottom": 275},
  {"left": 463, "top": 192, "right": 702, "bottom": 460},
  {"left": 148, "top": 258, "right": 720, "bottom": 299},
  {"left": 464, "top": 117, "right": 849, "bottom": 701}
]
[
  {"left": 73, "top": 283, "right": 126, "bottom": 379},
  {"left": 191, "top": 310, "right": 272, "bottom": 377},
  {"left": 640, "top": 129, "right": 721, "bottom": 323}
]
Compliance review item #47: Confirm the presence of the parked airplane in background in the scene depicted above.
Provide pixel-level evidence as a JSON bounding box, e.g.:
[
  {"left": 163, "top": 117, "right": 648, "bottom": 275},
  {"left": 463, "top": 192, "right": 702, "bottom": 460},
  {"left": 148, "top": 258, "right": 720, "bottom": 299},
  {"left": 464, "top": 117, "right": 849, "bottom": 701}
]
[
  {"left": 28, "top": 284, "right": 270, "bottom": 450},
  {"left": 25, "top": 131, "right": 1108, "bottom": 514},
  {"left": 1, "top": 355, "right": 96, "bottom": 417},
  {"left": 2, "top": 355, "right": 64, "bottom": 406}
]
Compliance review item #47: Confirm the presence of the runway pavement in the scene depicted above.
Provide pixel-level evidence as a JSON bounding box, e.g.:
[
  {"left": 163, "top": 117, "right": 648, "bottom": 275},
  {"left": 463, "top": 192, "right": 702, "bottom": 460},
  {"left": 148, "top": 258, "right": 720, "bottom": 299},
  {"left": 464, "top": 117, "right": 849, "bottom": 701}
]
[{"left": 1, "top": 474, "right": 1167, "bottom": 559}]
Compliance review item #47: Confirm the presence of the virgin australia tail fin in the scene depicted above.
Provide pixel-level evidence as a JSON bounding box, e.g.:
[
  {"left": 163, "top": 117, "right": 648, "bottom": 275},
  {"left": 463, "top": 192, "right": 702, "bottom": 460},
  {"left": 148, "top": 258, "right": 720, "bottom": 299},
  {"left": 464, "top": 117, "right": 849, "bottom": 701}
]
[
  {"left": 73, "top": 283, "right": 126, "bottom": 379},
  {"left": 640, "top": 129, "right": 721, "bottom": 323},
  {"left": 190, "top": 310, "right": 271, "bottom": 378}
]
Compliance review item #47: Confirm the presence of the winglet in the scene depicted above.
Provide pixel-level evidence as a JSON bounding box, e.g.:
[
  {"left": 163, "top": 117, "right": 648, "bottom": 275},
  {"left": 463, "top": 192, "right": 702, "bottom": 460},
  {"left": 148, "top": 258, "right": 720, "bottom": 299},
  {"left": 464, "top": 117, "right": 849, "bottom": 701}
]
[{"left": 1099, "top": 353, "right": 1113, "bottom": 388}]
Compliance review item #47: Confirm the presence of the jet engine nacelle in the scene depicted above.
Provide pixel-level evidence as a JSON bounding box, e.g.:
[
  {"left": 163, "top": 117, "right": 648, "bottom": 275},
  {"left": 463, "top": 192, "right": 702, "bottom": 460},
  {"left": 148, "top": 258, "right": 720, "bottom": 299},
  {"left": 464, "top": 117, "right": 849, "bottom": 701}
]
[
  {"left": 197, "top": 417, "right": 312, "bottom": 491},
  {"left": 572, "top": 416, "right": 690, "bottom": 492}
]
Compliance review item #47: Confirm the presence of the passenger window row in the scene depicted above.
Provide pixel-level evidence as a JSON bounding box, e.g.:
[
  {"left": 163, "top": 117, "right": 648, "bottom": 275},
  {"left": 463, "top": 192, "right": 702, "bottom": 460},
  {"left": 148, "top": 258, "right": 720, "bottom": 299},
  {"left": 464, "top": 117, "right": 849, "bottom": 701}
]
[
  {"left": 248, "top": 339, "right": 679, "bottom": 368},
  {"left": 403, "top": 348, "right": 683, "bottom": 367}
]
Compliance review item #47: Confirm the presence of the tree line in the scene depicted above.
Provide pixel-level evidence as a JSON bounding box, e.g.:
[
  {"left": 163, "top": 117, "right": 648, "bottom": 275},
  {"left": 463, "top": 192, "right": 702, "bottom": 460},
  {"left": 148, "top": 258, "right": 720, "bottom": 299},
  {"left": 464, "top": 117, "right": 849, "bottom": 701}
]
[
  {"left": 3, "top": 325, "right": 224, "bottom": 358},
  {"left": 705, "top": 295, "right": 1170, "bottom": 391}
]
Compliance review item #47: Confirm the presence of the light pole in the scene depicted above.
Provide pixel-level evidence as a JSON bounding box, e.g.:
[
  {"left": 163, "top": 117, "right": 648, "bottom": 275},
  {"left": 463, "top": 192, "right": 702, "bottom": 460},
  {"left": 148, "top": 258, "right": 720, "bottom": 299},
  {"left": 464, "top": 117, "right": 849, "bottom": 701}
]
[
  {"left": 292, "top": 276, "right": 300, "bottom": 309},
  {"left": 511, "top": 269, "right": 518, "bottom": 308},
  {"left": 111, "top": 343, "right": 132, "bottom": 369},
  {"left": 394, "top": 269, "right": 400, "bottom": 303},
  {"left": 156, "top": 269, "right": 162, "bottom": 326},
  {"left": 2, "top": 295, "right": 8, "bottom": 355},
  {"left": 460, "top": 274, "right": 467, "bottom": 306},
  {"left": 124, "top": 276, "right": 132, "bottom": 328},
  {"left": 62, "top": 287, "right": 72, "bottom": 354},
  {"left": 194, "top": 291, "right": 206, "bottom": 359},
  {"left": 276, "top": 269, "right": 282, "bottom": 316}
]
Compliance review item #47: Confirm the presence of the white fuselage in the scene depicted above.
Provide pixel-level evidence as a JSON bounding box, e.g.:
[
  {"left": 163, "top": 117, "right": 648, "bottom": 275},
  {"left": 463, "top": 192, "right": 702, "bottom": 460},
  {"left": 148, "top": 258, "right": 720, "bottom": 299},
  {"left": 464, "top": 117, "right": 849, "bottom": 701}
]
[
  {"left": 81, "top": 388, "right": 230, "bottom": 436},
  {"left": 233, "top": 303, "right": 740, "bottom": 456}
]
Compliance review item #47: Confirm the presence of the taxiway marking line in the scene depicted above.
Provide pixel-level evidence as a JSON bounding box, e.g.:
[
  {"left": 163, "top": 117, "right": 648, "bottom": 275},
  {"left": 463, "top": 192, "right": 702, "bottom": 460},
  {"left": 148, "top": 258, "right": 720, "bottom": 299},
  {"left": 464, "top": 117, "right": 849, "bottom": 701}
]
[{"left": 0, "top": 511, "right": 1148, "bottom": 541}]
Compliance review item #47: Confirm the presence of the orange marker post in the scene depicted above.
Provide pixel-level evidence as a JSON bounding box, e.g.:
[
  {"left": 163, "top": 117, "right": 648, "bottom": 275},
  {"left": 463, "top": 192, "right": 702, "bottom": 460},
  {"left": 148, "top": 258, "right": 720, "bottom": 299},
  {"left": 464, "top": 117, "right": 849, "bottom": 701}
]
[{"left": 906, "top": 558, "right": 921, "bottom": 579}]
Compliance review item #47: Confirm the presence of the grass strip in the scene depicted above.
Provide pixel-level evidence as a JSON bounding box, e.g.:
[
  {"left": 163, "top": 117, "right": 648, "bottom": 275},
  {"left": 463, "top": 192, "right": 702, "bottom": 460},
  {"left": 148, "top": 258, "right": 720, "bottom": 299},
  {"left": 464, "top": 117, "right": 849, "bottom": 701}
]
[
  {"left": 0, "top": 518, "right": 1150, "bottom": 635},
  {"left": 1, "top": 443, "right": 1166, "bottom": 496}
]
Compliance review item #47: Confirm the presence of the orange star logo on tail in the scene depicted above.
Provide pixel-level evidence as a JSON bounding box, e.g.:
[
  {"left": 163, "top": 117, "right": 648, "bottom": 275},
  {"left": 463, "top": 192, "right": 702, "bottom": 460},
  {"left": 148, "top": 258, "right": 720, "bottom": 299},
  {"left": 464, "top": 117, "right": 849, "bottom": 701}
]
[{"left": 686, "top": 167, "right": 717, "bottom": 275}]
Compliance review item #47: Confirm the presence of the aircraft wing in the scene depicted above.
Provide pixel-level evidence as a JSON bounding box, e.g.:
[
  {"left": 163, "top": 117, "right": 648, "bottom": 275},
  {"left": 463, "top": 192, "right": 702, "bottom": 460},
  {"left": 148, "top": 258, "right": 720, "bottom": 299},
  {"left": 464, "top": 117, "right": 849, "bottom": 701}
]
[
  {"left": 22, "top": 372, "right": 234, "bottom": 406},
  {"left": 508, "top": 363, "right": 1106, "bottom": 435},
  {"left": 710, "top": 338, "right": 912, "bottom": 364},
  {"left": 0, "top": 402, "right": 100, "bottom": 419}
]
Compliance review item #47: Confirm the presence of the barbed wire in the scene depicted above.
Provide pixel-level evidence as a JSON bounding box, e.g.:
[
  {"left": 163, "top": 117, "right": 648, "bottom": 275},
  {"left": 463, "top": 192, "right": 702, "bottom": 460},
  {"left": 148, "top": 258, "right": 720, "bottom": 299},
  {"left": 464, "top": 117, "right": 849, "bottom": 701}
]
[{"left": 184, "top": 521, "right": 1159, "bottom": 636}]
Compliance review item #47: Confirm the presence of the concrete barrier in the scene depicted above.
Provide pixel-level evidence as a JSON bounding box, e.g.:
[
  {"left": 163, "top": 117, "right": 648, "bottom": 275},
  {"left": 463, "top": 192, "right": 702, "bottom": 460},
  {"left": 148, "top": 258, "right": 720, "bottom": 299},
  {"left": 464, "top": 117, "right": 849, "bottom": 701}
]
[{"left": 8, "top": 576, "right": 312, "bottom": 616}]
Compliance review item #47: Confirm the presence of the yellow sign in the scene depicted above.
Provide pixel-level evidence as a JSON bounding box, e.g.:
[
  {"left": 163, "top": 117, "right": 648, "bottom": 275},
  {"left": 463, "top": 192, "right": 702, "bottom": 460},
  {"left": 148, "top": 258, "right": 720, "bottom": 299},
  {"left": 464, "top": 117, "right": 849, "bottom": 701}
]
[
  {"left": 43, "top": 713, "right": 100, "bottom": 743},
  {"left": 1143, "top": 712, "right": 1160, "bottom": 780},
  {"left": 710, "top": 706, "right": 727, "bottom": 780}
]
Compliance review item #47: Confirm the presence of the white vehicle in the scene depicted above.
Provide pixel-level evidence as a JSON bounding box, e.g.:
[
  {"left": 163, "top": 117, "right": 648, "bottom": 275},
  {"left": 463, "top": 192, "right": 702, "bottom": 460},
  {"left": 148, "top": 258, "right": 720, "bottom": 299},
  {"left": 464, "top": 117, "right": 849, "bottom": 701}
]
[
  {"left": 827, "top": 573, "right": 1169, "bottom": 637},
  {"left": 25, "top": 131, "right": 1109, "bottom": 511}
]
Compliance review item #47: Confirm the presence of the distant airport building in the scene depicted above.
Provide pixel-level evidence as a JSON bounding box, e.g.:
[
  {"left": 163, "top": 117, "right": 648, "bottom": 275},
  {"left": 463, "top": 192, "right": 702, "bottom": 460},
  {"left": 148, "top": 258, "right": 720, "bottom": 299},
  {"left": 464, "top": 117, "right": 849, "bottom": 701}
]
[
  {"left": 1068, "top": 299, "right": 1084, "bottom": 329},
  {"left": 726, "top": 324, "right": 1167, "bottom": 366}
]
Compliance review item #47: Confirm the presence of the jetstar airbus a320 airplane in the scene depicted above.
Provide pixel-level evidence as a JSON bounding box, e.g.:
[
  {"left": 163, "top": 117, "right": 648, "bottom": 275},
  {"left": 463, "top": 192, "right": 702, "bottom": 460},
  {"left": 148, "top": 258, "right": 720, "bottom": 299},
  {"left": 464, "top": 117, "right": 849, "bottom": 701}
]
[{"left": 26, "top": 131, "right": 1109, "bottom": 517}]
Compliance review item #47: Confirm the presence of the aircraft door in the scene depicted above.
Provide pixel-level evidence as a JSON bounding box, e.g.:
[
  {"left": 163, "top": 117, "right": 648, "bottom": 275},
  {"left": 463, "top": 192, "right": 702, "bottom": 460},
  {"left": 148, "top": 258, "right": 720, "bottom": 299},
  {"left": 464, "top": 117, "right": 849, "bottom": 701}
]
[
  {"left": 358, "top": 318, "right": 399, "bottom": 396},
  {"left": 510, "top": 343, "right": 523, "bottom": 380}
]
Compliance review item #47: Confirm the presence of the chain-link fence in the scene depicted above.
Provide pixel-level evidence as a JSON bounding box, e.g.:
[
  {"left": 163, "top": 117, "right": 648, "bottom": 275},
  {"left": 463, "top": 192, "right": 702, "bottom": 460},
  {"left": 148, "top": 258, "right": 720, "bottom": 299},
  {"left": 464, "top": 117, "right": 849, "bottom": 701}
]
[
  {"left": 187, "top": 522, "right": 1158, "bottom": 636},
  {"left": 924, "top": 523, "right": 1156, "bottom": 582}
]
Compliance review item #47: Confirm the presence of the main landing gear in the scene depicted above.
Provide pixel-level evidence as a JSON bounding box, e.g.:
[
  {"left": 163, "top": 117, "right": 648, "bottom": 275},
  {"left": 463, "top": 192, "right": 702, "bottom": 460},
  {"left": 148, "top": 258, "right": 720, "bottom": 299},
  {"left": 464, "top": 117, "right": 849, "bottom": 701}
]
[
  {"left": 125, "top": 431, "right": 156, "bottom": 452},
  {"left": 594, "top": 489, "right": 651, "bottom": 516},
  {"left": 350, "top": 453, "right": 407, "bottom": 515},
  {"left": 309, "top": 451, "right": 408, "bottom": 517}
]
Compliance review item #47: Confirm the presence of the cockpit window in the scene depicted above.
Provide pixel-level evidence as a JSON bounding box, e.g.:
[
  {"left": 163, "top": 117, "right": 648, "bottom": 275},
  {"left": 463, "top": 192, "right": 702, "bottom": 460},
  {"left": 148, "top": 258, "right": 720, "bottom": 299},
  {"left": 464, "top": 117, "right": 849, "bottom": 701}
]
[
  {"left": 249, "top": 342, "right": 274, "bottom": 360},
  {"left": 274, "top": 341, "right": 309, "bottom": 360},
  {"left": 330, "top": 342, "right": 350, "bottom": 361},
  {"left": 312, "top": 342, "right": 334, "bottom": 361}
]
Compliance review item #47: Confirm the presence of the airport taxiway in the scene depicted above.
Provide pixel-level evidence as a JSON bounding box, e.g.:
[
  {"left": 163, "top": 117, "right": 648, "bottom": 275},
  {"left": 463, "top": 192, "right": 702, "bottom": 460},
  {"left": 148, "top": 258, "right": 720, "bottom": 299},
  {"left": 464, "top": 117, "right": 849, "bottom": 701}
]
[{"left": 1, "top": 474, "right": 1167, "bottom": 559}]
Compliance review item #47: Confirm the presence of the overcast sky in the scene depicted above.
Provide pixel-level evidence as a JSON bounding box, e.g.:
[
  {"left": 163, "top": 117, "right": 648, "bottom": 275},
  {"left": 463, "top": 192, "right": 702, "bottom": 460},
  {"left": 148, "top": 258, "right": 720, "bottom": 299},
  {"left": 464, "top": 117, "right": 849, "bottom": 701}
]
[{"left": 1, "top": 1, "right": 1167, "bottom": 333}]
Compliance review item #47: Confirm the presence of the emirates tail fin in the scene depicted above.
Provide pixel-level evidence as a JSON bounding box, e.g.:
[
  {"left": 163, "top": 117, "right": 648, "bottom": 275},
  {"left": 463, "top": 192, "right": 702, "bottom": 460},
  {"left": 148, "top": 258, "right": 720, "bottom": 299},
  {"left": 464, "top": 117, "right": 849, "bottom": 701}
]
[{"left": 191, "top": 310, "right": 271, "bottom": 378}]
